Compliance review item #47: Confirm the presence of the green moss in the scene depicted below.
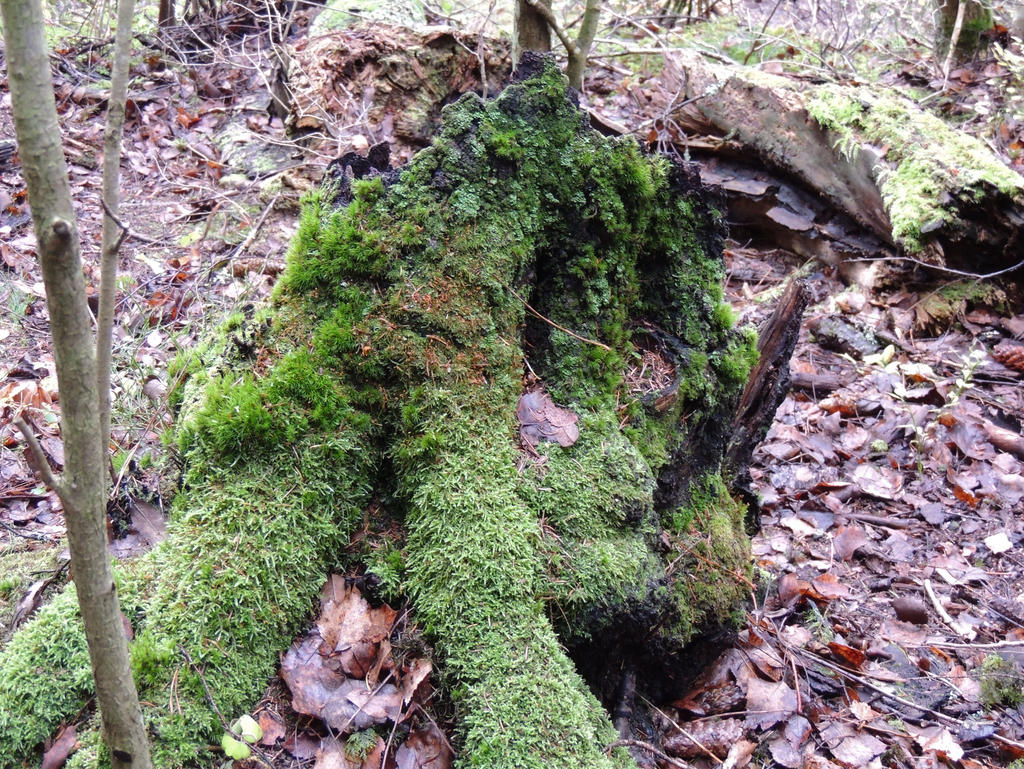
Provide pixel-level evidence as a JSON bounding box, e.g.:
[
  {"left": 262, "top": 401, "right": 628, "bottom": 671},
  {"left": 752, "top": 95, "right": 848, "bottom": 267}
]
[
  {"left": 979, "top": 654, "right": 1024, "bottom": 708},
  {"left": 346, "top": 729, "right": 381, "bottom": 760},
  {"left": 0, "top": 57, "right": 754, "bottom": 769},
  {"left": 663, "top": 474, "right": 751, "bottom": 633},
  {"left": 0, "top": 541, "right": 62, "bottom": 637},
  {"left": 806, "top": 87, "right": 1024, "bottom": 251}
]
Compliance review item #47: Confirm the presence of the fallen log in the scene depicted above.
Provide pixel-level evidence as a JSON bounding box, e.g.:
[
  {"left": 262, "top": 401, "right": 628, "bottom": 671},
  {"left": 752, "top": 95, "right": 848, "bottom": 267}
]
[
  {"left": 662, "top": 50, "right": 1024, "bottom": 273},
  {"left": 0, "top": 55, "right": 780, "bottom": 768}
]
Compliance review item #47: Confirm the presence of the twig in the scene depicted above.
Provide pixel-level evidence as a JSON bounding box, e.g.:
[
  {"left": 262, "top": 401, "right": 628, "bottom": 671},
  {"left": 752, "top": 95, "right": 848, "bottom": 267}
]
[
  {"left": 13, "top": 416, "right": 64, "bottom": 497},
  {"left": 210, "top": 193, "right": 282, "bottom": 274},
  {"left": 842, "top": 512, "right": 911, "bottom": 529},
  {"left": 848, "top": 254, "right": 1024, "bottom": 281},
  {"left": 99, "top": 200, "right": 171, "bottom": 246},
  {"left": 410, "top": 703, "right": 457, "bottom": 755},
  {"left": 923, "top": 578, "right": 974, "bottom": 640},
  {"left": 743, "top": 0, "right": 786, "bottom": 65},
  {"left": 605, "top": 739, "right": 693, "bottom": 768},
  {"left": 100, "top": 199, "right": 129, "bottom": 254},
  {"left": 380, "top": 706, "right": 402, "bottom": 769},
  {"left": 913, "top": 639, "right": 1024, "bottom": 650},
  {"left": 641, "top": 696, "right": 723, "bottom": 763},
  {"left": 941, "top": 0, "right": 967, "bottom": 90},
  {"left": 508, "top": 288, "right": 611, "bottom": 351},
  {"left": 789, "top": 643, "right": 1024, "bottom": 752},
  {"left": 178, "top": 646, "right": 274, "bottom": 768},
  {"left": 0, "top": 520, "right": 57, "bottom": 542}
]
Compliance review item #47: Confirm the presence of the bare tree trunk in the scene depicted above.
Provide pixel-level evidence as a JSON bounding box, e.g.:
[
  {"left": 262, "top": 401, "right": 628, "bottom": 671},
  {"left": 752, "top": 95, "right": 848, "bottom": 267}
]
[
  {"left": 97, "top": 0, "right": 137, "bottom": 462},
  {"left": 515, "top": 0, "right": 552, "bottom": 62},
  {"left": 516, "top": 0, "right": 602, "bottom": 90},
  {"left": 935, "top": 0, "right": 992, "bottom": 65},
  {"left": 158, "top": 0, "right": 174, "bottom": 27},
  {"left": 565, "top": 0, "right": 601, "bottom": 90},
  {"left": 0, "top": 1, "right": 152, "bottom": 767}
]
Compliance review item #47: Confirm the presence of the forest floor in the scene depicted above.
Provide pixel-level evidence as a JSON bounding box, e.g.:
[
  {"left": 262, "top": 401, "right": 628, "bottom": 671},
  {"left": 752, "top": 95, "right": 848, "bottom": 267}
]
[{"left": 1, "top": 4, "right": 1024, "bottom": 769}]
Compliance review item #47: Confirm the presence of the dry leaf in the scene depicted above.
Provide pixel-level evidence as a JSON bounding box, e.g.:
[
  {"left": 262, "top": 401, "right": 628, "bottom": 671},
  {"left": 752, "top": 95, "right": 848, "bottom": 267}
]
[
  {"left": 833, "top": 526, "right": 867, "bottom": 561},
  {"left": 984, "top": 531, "right": 1012, "bottom": 554},
  {"left": 317, "top": 576, "right": 397, "bottom": 679},
  {"left": 393, "top": 723, "right": 453, "bottom": 769},
  {"left": 281, "top": 634, "right": 403, "bottom": 733},
  {"left": 517, "top": 390, "right": 580, "bottom": 448},
  {"left": 41, "top": 725, "right": 77, "bottom": 769},
  {"left": 743, "top": 677, "right": 798, "bottom": 730},
  {"left": 665, "top": 718, "right": 745, "bottom": 758}
]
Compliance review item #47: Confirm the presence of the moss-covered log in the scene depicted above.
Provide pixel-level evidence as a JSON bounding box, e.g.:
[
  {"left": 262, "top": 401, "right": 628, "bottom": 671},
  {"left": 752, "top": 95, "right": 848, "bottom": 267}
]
[
  {"left": 664, "top": 50, "right": 1024, "bottom": 273},
  {"left": 0, "top": 55, "right": 759, "bottom": 768}
]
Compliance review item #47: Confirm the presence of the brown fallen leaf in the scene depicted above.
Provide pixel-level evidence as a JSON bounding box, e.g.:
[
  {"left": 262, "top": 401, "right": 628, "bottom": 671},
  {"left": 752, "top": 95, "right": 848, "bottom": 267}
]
[
  {"left": 11, "top": 578, "right": 51, "bottom": 631},
  {"left": 401, "top": 657, "right": 433, "bottom": 707},
  {"left": 908, "top": 724, "right": 964, "bottom": 762},
  {"left": 827, "top": 641, "right": 866, "bottom": 670},
  {"left": 818, "top": 720, "right": 885, "bottom": 766},
  {"left": 664, "top": 717, "right": 745, "bottom": 759},
  {"left": 777, "top": 573, "right": 812, "bottom": 607},
  {"left": 809, "top": 572, "right": 851, "bottom": 601},
  {"left": 314, "top": 736, "right": 360, "bottom": 769},
  {"left": 41, "top": 725, "right": 77, "bottom": 769},
  {"left": 280, "top": 634, "right": 403, "bottom": 733},
  {"left": 832, "top": 525, "right": 867, "bottom": 561},
  {"left": 258, "top": 710, "right": 287, "bottom": 746},
  {"left": 393, "top": 722, "right": 453, "bottom": 769},
  {"left": 317, "top": 576, "right": 397, "bottom": 679},
  {"left": 517, "top": 389, "right": 580, "bottom": 448},
  {"left": 743, "top": 677, "right": 798, "bottom": 730},
  {"left": 285, "top": 732, "right": 322, "bottom": 760}
]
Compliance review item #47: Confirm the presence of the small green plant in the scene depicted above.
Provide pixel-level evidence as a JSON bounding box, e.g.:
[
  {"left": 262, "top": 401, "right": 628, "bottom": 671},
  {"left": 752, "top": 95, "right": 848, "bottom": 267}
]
[
  {"left": 345, "top": 729, "right": 380, "bottom": 761},
  {"left": 221, "top": 714, "right": 262, "bottom": 760},
  {"left": 0, "top": 577, "right": 18, "bottom": 599},
  {"left": 978, "top": 654, "right": 1024, "bottom": 708},
  {"left": 860, "top": 344, "right": 986, "bottom": 473},
  {"left": 802, "top": 602, "right": 835, "bottom": 644}
]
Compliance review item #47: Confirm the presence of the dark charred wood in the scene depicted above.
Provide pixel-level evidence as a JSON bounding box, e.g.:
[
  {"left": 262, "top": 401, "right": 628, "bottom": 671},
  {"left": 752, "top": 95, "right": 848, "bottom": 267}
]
[{"left": 726, "top": 279, "right": 809, "bottom": 532}]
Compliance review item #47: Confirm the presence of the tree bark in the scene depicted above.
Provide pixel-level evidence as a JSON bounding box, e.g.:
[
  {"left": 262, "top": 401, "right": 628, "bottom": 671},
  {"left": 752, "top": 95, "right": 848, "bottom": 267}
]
[
  {"left": 935, "top": 0, "right": 993, "bottom": 65},
  {"left": 0, "top": 2, "right": 152, "bottom": 767},
  {"left": 0, "top": 55, "right": 768, "bottom": 768},
  {"left": 515, "top": 0, "right": 552, "bottom": 62},
  {"left": 158, "top": 0, "right": 174, "bottom": 28}
]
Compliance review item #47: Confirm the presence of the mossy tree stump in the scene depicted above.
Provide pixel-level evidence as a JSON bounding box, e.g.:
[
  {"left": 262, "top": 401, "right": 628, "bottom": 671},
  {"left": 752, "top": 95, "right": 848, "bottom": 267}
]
[{"left": 0, "top": 55, "right": 759, "bottom": 768}]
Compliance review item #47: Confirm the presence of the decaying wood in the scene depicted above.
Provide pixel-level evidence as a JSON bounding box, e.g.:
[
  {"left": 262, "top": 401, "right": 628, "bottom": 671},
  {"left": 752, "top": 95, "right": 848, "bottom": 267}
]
[
  {"left": 284, "top": 25, "right": 511, "bottom": 155},
  {"left": 661, "top": 50, "right": 1024, "bottom": 274},
  {"left": 697, "top": 156, "right": 894, "bottom": 286},
  {"left": 726, "top": 279, "right": 809, "bottom": 530}
]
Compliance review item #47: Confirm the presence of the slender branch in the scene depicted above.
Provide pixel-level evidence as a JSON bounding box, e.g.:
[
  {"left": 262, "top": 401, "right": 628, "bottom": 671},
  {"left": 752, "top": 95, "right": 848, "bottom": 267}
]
[
  {"left": 566, "top": 0, "right": 601, "bottom": 89},
  {"left": 941, "top": 0, "right": 967, "bottom": 88},
  {"left": 848, "top": 254, "right": 1024, "bottom": 280},
  {"left": 14, "top": 416, "right": 64, "bottom": 496},
  {"left": 743, "top": 0, "right": 786, "bottom": 65},
  {"left": 508, "top": 287, "right": 611, "bottom": 350},
  {"left": 100, "top": 200, "right": 171, "bottom": 246},
  {"left": 787, "top": 641, "right": 1024, "bottom": 752},
  {"left": 97, "top": 0, "right": 137, "bottom": 473}
]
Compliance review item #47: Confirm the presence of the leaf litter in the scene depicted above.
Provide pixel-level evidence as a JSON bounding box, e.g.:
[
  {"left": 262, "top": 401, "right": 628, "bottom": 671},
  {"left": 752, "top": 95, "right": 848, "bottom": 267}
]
[{"left": 0, "top": 7, "right": 1022, "bottom": 769}]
